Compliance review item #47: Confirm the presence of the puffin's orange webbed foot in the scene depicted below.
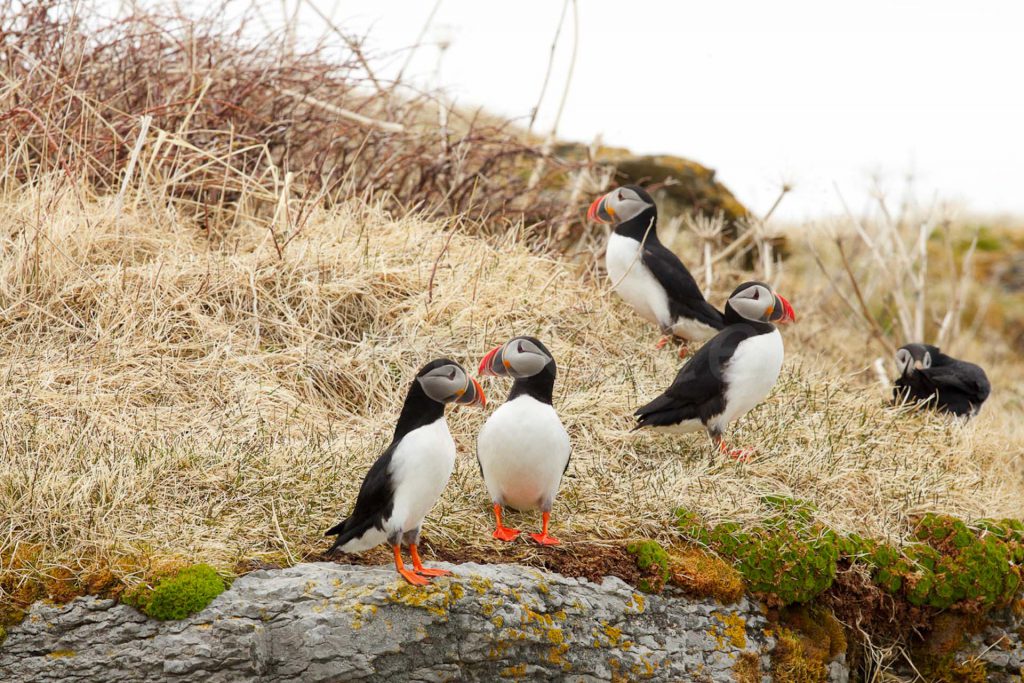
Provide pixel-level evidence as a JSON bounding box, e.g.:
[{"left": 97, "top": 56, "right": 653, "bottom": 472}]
[
  {"left": 529, "top": 512, "right": 560, "bottom": 546},
  {"left": 393, "top": 545, "right": 430, "bottom": 586},
  {"left": 677, "top": 344, "right": 689, "bottom": 359},
  {"left": 410, "top": 544, "right": 452, "bottom": 577},
  {"left": 493, "top": 526, "right": 521, "bottom": 542},
  {"left": 718, "top": 441, "right": 755, "bottom": 462},
  {"left": 655, "top": 336, "right": 670, "bottom": 350},
  {"left": 492, "top": 503, "right": 521, "bottom": 542},
  {"left": 529, "top": 532, "right": 561, "bottom": 546},
  {"left": 398, "top": 567, "right": 430, "bottom": 585}
]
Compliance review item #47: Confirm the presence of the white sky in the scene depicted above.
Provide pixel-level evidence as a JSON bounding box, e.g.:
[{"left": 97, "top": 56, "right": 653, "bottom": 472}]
[{"left": 302, "top": 1, "right": 1024, "bottom": 220}]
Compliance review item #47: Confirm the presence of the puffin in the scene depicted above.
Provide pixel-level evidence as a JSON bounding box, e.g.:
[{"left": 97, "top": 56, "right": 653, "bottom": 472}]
[
  {"left": 325, "top": 358, "right": 486, "bottom": 585},
  {"left": 476, "top": 336, "right": 570, "bottom": 545},
  {"left": 634, "top": 281, "right": 795, "bottom": 458},
  {"left": 588, "top": 185, "right": 725, "bottom": 355},
  {"left": 893, "top": 343, "right": 990, "bottom": 417}
]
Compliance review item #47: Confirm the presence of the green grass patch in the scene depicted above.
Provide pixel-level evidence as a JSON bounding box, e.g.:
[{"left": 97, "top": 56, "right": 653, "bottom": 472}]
[{"left": 626, "top": 541, "right": 670, "bottom": 594}]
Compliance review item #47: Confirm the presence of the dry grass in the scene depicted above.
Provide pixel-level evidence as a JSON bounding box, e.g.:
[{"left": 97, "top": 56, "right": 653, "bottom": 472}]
[{"left": 1, "top": 180, "right": 1021, "bottom": 597}]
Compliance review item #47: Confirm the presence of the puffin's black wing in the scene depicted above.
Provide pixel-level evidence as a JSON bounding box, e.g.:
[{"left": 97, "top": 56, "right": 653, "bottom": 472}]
[
  {"left": 634, "top": 325, "right": 750, "bottom": 428},
  {"left": 642, "top": 242, "right": 725, "bottom": 330},
  {"left": 892, "top": 375, "right": 936, "bottom": 406},
  {"left": 923, "top": 362, "right": 991, "bottom": 415},
  {"left": 325, "top": 444, "right": 396, "bottom": 552}
]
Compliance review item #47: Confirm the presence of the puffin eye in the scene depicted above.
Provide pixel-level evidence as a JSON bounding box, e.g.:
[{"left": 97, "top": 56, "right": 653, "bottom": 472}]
[
  {"left": 618, "top": 191, "right": 625, "bottom": 201},
  {"left": 752, "top": 289, "right": 759, "bottom": 300}
]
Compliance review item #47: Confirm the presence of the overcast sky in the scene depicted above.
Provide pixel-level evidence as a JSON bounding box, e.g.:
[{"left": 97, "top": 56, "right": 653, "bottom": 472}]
[{"left": 296, "top": 1, "right": 1023, "bottom": 221}]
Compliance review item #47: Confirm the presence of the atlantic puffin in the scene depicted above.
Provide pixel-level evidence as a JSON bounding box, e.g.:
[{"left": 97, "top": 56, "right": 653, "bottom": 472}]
[
  {"left": 588, "top": 185, "right": 725, "bottom": 355},
  {"left": 476, "top": 337, "right": 570, "bottom": 545},
  {"left": 634, "top": 281, "right": 795, "bottom": 458},
  {"left": 893, "top": 343, "right": 990, "bottom": 417},
  {"left": 325, "top": 359, "right": 486, "bottom": 585}
]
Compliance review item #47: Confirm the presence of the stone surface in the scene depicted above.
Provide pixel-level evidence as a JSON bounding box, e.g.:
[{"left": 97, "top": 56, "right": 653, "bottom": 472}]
[{"left": 0, "top": 562, "right": 790, "bottom": 682}]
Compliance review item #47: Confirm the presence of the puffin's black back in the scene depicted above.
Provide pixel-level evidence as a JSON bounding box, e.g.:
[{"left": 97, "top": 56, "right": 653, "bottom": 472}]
[
  {"left": 612, "top": 188, "right": 724, "bottom": 331},
  {"left": 893, "top": 347, "right": 991, "bottom": 417},
  {"left": 325, "top": 361, "right": 450, "bottom": 551},
  {"left": 507, "top": 337, "right": 557, "bottom": 404}
]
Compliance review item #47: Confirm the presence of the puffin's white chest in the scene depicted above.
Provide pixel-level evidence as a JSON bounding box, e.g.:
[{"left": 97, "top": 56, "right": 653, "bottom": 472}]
[
  {"left": 716, "top": 329, "right": 784, "bottom": 428},
  {"left": 386, "top": 418, "right": 456, "bottom": 534},
  {"left": 477, "top": 396, "right": 570, "bottom": 511},
  {"left": 606, "top": 233, "right": 672, "bottom": 329}
]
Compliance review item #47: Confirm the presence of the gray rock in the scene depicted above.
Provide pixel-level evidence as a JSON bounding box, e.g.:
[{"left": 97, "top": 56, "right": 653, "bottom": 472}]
[{"left": 1, "top": 562, "right": 789, "bottom": 682}]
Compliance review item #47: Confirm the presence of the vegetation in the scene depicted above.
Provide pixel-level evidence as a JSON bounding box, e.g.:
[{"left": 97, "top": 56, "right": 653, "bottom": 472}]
[
  {"left": 124, "top": 565, "right": 227, "bottom": 621},
  {"left": 625, "top": 542, "right": 670, "bottom": 594}
]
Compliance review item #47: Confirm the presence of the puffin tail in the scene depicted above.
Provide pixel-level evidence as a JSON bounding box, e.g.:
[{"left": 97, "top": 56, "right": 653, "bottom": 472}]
[{"left": 325, "top": 516, "right": 375, "bottom": 555}]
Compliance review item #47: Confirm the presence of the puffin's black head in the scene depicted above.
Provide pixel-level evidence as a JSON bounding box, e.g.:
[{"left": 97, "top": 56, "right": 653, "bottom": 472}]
[
  {"left": 587, "top": 185, "right": 655, "bottom": 225},
  {"left": 477, "top": 336, "right": 556, "bottom": 380},
  {"left": 725, "top": 281, "right": 796, "bottom": 324},
  {"left": 415, "top": 358, "right": 486, "bottom": 407},
  {"left": 895, "top": 343, "right": 941, "bottom": 376}
]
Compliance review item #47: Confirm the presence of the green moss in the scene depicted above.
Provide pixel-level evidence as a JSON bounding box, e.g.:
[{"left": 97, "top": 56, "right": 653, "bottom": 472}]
[
  {"left": 626, "top": 541, "right": 670, "bottom": 594},
  {"left": 676, "top": 505, "right": 838, "bottom": 606},
  {"left": 852, "top": 514, "right": 1022, "bottom": 610},
  {"left": 125, "top": 564, "right": 227, "bottom": 621}
]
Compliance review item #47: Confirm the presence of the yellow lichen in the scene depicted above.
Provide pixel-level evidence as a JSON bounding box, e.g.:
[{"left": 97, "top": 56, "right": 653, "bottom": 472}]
[
  {"left": 709, "top": 611, "right": 747, "bottom": 649},
  {"left": 47, "top": 650, "right": 76, "bottom": 658}
]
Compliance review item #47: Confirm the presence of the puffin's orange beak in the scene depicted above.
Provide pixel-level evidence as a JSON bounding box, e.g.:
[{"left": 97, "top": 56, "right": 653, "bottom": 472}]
[
  {"left": 587, "top": 193, "right": 613, "bottom": 223},
  {"left": 770, "top": 293, "right": 796, "bottom": 324},
  {"left": 455, "top": 377, "right": 486, "bottom": 408},
  {"left": 478, "top": 345, "right": 509, "bottom": 377}
]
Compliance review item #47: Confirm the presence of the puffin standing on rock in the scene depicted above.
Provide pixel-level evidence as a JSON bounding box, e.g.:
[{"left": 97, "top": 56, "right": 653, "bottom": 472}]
[
  {"left": 325, "top": 359, "right": 486, "bottom": 585},
  {"left": 634, "top": 281, "right": 795, "bottom": 459},
  {"left": 588, "top": 185, "right": 725, "bottom": 356},
  {"left": 476, "top": 337, "right": 571, "bottom": 545},
  {"left": 893, "top": 343, "right": 990, "bottom": 417}
]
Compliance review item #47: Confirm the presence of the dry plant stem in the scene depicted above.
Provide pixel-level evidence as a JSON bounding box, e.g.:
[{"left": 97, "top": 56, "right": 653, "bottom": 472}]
[
  {"left": 606, "top": 217, "right": 655, "bottom": 294},
  {"left": 279, "top": 88, "right": 406, "bottom": 134},
  {"left": 836, "top": 238, "right": 897, "bottom": 357},
  {"left": 527, "top": 0, "right": 570, "bottom": 134},
  {"left": 528, "top": 0, "right": 579, "bottom": 189}
]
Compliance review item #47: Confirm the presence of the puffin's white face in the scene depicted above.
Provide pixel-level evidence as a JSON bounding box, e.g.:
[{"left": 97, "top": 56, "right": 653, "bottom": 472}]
[
  {"left": 417, "top": 361, "right": 485, "bottom": 406},
  {"left": 478, "top": 337, "right": 553, "bottom": 379},
  {"left": 587, "top": 186, "right": 653, "bottom": 224},
  {"left": 726, "top": 281, "right": 796, "bottom": 324},
  {"left": 728, "top": 284, "right": 774, "bottom": 322}
]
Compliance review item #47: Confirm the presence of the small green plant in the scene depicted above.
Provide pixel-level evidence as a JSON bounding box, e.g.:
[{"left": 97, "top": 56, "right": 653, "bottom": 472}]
[
  {"left": 626, "top": 541, "right": 670, "bottom": 594},
  {"left": 125, "top": 564, "right": 227, "bottom": 621},
  {"left": 675, "top": 505, "right": 839, "bottom": 606},
  {"left": 852, "top": 514, "right": 1022, "bottom": 610}
]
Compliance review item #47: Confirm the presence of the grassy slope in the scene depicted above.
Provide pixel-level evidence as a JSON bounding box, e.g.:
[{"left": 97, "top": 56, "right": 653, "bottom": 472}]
[{"left": 1, "top": 183, "right": 1022, "bottom": 591}]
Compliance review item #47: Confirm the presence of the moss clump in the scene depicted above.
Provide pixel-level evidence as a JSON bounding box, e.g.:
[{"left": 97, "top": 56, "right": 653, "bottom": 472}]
[
  {"left": 626, "top": 541, "right": 670, "bottom": 594},
  {"left": 125, "top": 564, "right": 226, "bottom": 621},
  {"left": 732, "top": 650, "right": 760, "bottom": 683},
  {"left": 847, "top": 514, "right": 1022, "bottom": 610},
  {"left": 669, "top": 545, "right": 745, "bottom": 603},
  {"left": 779, "top": 605, "right": 847, "bottom": 662},
  {"left": 770, "top": 626, "right": 830, "bottom": 683},
  {"left": 676, "top": 502, "right": 839, "bottom": 606}
]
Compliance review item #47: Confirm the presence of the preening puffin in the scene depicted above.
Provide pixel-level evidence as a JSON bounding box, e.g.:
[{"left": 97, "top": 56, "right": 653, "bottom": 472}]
[
  {"left": 588, "top": 185, "right": 725, "bottom": 355},
  {"left": 634, "top": 281, "right": 795, "bottom": 459},
  {"left": 476, "top": 337, "right": 570, "bottom": 545},
  {"left": 893, "top": 343, "right": 990, "bottom": 417},
  {"left": 325, "top": 359, "right": 486, "bottom": 586}
]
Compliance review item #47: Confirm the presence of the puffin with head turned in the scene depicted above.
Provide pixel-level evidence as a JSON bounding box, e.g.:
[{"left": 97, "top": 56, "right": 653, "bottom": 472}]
[
  {"left": 325, "top": 358, "right": 486, "bottom": 586},
  {"left": 634, "top": 281, "right": 795, "bottom": 459},
  {"left": 476, "top": 336, "right": 570, "bottom": 545},
  {"left": 893, "top": 343, "right": 990, "bottom": 417},
  {"left": 588, "top": 185, "right": 725, "bottom": 356}
]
